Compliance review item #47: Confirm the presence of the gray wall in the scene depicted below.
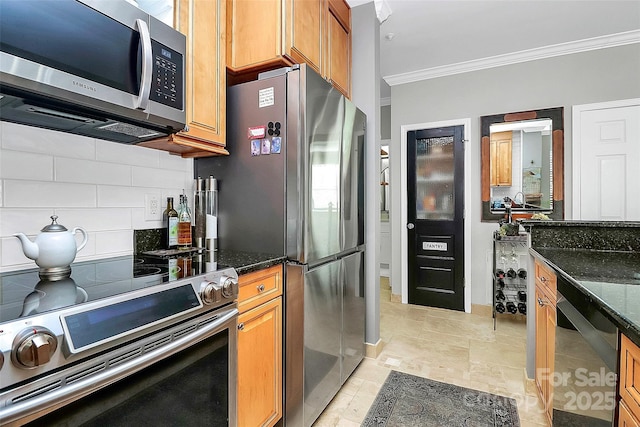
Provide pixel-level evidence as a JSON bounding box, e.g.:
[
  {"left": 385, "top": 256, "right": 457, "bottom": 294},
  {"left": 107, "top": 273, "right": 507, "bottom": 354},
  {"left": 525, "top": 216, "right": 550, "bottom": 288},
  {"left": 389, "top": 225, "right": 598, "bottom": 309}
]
[
  {"left": 381, "top": 105, "right": 391, "bottom": 140},
  {"left": 351, "top": 3, "right": 381, "bottom": 347},
  {"left": 388, "top": 43, "right": 640, "bottom": 305}
]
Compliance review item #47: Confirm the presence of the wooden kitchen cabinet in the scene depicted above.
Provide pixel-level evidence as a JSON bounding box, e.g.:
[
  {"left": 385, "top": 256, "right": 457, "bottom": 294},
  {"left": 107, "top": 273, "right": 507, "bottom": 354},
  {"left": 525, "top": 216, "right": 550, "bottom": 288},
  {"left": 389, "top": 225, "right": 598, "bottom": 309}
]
[
  {"left": 620, "top": 401, "right": 640, "bottom": 427},
  {"left": 237, "top": 264, "right": 283, "bottom": 427},
  {"left": 140, "top": 0, "right": 228, "bottom": 158},
  {"left": 534, "top": 258, "right": 556, "bottom": 425},
  {"left": 226, "top": 0, "right": 351, "bottom": 97},
  {"left": 619, "top": 334, "right": 640, "bottom": 426},
  {"left": 490, "top": 131, "right": 513, "bottom": 187}
]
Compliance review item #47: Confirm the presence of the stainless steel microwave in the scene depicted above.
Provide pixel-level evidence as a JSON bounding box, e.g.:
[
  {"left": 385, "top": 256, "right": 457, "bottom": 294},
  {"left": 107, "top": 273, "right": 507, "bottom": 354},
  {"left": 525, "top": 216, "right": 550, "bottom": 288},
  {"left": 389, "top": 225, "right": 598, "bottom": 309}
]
[{"left": 0, "top": 0, "right": 186, "bottom": 144}]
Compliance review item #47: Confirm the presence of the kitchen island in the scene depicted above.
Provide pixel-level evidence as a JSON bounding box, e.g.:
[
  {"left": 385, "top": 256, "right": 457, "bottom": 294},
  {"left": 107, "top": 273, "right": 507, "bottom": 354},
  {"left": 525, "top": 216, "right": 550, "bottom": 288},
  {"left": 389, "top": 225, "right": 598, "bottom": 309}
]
[
  {"left": 524, "top": 220, "right": 640, "bottom": 346},
  {"left": 524, "top": 220, "right": 640, "bottom": 426}
]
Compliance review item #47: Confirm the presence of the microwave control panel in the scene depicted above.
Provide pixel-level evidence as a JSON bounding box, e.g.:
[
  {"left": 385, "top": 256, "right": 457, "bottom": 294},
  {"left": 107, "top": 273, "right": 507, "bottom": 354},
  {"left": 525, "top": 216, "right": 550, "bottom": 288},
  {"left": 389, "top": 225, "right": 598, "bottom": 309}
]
[{"left": 150, "top": 40, "right": 184, "bottom": 111}]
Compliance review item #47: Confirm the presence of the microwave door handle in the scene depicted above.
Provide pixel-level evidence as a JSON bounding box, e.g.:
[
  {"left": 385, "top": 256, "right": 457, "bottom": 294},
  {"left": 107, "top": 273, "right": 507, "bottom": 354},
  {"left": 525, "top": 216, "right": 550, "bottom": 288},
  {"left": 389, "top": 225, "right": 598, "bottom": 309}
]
[{"left": 135, "top": 18, "right": 153, "bottom": 111}]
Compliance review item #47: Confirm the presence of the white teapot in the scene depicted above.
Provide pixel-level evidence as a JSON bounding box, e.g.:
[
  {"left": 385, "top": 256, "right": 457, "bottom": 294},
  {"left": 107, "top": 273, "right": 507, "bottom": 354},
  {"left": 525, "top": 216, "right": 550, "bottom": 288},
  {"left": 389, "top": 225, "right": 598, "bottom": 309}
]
[{"left": 14, "top": 215, "right": 88, "bottom": 269}]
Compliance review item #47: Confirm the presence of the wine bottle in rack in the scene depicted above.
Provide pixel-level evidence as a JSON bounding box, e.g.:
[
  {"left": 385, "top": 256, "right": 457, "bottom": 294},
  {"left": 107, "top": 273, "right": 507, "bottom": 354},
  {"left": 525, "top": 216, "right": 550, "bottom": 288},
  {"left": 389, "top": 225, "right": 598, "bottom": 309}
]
[
  {"left": 495, "top": 290, "right": 505, "bottom": 301},
  {"left": 495, "top": 269, "right": 505, "bottom": 278},
  {"left": 497, "top": 278, "right": 505, "bottom": 289},
  {"left": 495, "top": 302, "right": 506, "bottom": 313},
  {"left": 506, "top": 301, "right": 518, "bottom": 314},
  {"left": 506, "top": 268, "right": 517, "bottom": 278},
  {"left": 518, "top": 302, "right": 527, "bottom": 315},
  {"left": 517, "top": 268, "right": 527, "bottom": 279},
  {"left": 517, "top": 291, "right": 527, "bottom": 302}
]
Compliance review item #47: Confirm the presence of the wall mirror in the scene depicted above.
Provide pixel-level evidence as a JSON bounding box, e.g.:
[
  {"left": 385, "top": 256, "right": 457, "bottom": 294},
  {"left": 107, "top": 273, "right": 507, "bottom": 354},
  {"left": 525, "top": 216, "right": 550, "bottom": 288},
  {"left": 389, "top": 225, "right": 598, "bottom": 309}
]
[{"left": 481, "top": 107, "right": 564, "bottom": 221}]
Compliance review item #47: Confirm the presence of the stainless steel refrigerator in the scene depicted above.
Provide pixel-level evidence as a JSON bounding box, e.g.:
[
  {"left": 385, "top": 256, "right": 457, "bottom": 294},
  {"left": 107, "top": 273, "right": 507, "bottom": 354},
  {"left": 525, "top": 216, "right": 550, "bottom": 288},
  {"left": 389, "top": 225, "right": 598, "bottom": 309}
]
[{"left": 195, "top": 64, "right": 366, "bottom": 427}]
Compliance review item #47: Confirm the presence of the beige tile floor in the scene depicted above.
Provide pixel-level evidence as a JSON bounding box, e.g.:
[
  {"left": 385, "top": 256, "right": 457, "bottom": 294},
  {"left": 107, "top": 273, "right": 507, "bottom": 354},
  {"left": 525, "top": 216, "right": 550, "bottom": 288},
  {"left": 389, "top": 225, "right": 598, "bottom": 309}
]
[{"left": 313, "top": 277, "right": 549, "bottom": 426}]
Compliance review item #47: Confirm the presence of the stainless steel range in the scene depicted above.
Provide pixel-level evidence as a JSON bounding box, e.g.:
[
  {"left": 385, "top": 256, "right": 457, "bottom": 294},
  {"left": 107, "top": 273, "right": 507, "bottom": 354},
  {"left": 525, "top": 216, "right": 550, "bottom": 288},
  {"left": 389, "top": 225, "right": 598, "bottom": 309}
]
[{"left": 0, "top": 254, "right": 238, "bottom": 426}]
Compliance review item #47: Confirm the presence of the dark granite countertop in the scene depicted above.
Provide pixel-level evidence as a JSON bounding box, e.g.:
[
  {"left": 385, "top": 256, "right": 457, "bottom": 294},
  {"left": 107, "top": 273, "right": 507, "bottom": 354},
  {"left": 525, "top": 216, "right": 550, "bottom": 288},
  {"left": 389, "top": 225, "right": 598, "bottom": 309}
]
[
  {"left": 216, "top": 249, "right": 286, "bottom": 276},
  {"left": 530, "top": 247, "right": 640, "bottom": 347}
]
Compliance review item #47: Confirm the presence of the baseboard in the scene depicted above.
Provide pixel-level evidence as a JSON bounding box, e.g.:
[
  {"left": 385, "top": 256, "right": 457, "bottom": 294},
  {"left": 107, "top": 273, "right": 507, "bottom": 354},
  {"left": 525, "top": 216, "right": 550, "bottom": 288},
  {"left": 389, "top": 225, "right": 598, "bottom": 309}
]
[
  {"left": 390, "top": 293, "right": 401, "bottom": 303},
  {"left": 365, "top": 339, "right": 384, "bottom": 359},
  {"left": 524, "top": 368, "right": 537, "bottom": 395},
  {"left": 471, "top": 304, "right": 493, "bottom": 317}
]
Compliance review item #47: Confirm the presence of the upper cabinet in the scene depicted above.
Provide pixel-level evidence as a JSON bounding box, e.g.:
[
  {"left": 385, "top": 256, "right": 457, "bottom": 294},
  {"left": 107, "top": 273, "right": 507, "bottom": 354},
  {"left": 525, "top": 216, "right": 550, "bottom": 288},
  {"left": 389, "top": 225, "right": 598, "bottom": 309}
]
[
  {"left": 226, "top": 0, "right": 351, "bottom": 97},
  {"left": 489, "top": 131, "right": 513, "bottom": 187},
  {"left": 140, "top": 0, "right": 228, "bottom": 157}
]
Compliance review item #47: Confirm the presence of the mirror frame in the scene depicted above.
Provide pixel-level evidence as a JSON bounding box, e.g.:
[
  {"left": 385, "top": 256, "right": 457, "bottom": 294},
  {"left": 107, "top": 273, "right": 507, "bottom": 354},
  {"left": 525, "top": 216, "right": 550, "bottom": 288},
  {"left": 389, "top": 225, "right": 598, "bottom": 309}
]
[{"left": 481, "top": 107, "right": 564, "bottom": 222}]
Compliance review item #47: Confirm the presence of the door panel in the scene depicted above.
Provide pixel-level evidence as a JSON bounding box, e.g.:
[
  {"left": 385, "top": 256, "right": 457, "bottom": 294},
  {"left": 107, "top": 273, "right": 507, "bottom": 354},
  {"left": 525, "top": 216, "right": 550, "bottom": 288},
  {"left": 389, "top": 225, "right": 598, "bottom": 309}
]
[
  {"left": 341, "top": 251, "right": 364, "bottom": 383},
  {"left": 578, "top": 104, "right": 640, "bottom": 220},
  {"left": 305, "top": 71, "right": 344, "bottom": 262},
  {"left": 407, "top": 126, "right": 464, "bottom": 311},
  {"left": 303, "top": 260, "right": 341, "bottom": 426}
]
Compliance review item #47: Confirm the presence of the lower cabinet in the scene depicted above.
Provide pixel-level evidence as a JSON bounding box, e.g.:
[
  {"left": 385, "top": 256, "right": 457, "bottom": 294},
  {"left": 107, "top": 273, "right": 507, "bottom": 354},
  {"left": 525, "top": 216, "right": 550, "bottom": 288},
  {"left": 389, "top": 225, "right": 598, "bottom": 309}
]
[
  {"left": 619, "top": 334, "right": 640, "bottom": 426},
  {"left": 534, "top": 259, "right": 557, "bottom": 425},
  {"left": 237, "top": 265, "right": 283, "bottom": 427}
]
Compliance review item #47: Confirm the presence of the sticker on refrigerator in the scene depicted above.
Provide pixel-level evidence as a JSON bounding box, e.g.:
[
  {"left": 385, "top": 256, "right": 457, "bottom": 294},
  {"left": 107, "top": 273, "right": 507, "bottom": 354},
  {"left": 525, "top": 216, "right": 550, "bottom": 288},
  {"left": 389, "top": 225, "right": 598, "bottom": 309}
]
[
  {"left": 248, "top": 126, "right": 266, "bottom": 139},
  {"left": 258, "top": 87, "right": 275, "bottom": 108},
  {"left": 271, "top": 137, "right": 282, "bottom": 154},
  {"left": 261, "top": 139, "right": 271, "bottom": 154},
  {"left": 251, "top": 139, "right": 261, "bottom": 156}
]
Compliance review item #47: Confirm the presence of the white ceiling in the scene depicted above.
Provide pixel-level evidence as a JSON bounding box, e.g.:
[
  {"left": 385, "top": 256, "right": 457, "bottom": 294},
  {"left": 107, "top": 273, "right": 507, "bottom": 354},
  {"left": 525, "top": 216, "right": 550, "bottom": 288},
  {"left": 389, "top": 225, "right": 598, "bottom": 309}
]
[{"left": 348, "top": 0, "right": 640, "bottom": 97}]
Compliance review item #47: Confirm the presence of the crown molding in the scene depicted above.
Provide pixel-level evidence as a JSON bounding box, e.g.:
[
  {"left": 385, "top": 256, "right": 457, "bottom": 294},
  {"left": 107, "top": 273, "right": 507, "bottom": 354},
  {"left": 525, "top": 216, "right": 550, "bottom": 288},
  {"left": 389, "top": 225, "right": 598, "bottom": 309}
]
[{"left": 384, "top": 30, "right": 640, "bottom": 87}]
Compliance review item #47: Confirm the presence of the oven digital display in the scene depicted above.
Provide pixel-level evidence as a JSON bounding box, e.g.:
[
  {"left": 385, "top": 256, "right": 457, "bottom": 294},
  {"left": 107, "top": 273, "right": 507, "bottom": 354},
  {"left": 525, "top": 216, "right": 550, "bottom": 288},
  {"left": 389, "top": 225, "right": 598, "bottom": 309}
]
[{"left": 62, "top": 284, "right": 201, "bottom": 352}]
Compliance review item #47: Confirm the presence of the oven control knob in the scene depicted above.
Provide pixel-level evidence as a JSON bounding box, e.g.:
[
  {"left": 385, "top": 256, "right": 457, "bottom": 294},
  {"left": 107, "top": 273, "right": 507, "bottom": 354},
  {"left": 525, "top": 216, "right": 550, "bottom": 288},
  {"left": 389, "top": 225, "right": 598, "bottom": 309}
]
[
  {"left": 220, "top": 276, "right": 238, "bottom": 299},
  {"left": 200, "top": 280, "right": 222, "bottom": 305},
  {"left": 12, "top": 327, "right": 58, "bottom": 369}
]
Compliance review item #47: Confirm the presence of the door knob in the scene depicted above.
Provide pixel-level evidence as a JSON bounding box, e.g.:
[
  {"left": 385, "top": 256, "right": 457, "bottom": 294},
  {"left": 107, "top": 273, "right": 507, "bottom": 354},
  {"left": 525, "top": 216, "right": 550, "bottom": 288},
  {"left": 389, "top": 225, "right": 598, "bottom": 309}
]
[{"left": 407, "top": 223, "right": 415, "bottom": 229}]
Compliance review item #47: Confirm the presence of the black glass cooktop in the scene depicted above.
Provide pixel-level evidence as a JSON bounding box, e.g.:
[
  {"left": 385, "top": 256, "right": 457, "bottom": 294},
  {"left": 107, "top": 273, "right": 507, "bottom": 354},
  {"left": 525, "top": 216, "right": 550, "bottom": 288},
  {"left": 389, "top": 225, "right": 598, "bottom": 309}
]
[{"left": 0, "top": 253, "right": 225, "bottom": 323}]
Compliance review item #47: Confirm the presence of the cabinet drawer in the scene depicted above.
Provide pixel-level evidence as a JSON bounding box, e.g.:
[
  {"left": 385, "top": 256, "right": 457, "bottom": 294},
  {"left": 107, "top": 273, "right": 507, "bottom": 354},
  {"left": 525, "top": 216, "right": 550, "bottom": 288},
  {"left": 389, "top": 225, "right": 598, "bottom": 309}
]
[
  {"left": 620, "top": 334, "right": 640, "bottom": 422},
  {"left": 238, "top": 264, "right": 283, "bottom": 313},
  {"left": 535, "top": 259, "right": 557, "bottom": 301}
]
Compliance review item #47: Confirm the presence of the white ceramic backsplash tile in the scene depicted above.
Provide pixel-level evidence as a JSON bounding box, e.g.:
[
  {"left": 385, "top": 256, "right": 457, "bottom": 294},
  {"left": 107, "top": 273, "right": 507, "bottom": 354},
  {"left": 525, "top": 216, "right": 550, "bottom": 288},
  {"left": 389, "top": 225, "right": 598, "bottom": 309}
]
[
  {"left": 1, "top": 122, "right": 96, "bottom": 159},
  {"left": 4, "top": 180, "right": 97, "bottom": 207},
  {"left": 96, "top": 141, "right": 161, "bottom": 168},
  {"left": 131, "top": 165, "right": 191, "bottom": 189},
  {"left": 55, "top": 157, "right": 132, "bottom": 186},
  {"left": 0, "top": 123, "right": 194, "bottom": 271},
  {"left": 0, "top": 209, "right": 54, "bottom": 235},
  {"left": 0, "top": 150, "right": 54, "bottom": 181}
]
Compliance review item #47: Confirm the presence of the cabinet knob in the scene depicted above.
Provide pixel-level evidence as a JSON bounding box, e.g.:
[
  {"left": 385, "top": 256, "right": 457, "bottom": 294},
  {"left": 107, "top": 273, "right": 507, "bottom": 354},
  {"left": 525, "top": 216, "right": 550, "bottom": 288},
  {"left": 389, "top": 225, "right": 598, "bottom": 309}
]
[
  {"left": 238, "top": 323, "right": 245, "bottom": 331},
  {"left": 257, "top": 284, "right": 265, "bottom": 292},
  {"left": 537, "top": 297, "right": 546, "bottom": 307}
]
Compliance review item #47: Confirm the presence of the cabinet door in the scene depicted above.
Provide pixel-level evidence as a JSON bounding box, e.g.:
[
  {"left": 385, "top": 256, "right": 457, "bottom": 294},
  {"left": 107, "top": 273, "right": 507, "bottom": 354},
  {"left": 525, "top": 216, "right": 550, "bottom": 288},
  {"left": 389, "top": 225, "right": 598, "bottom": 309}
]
[
  {"left": 227, "top": 0, "right": 282, "bottom": 71},
  {"left": 141, "top": 0, "right": 227, "bottom": 156},
  {"left": 287, "top": 0, "right": 322, "bottom": 74},
  {"left": 325, "top": 0, "right": 350, "bottom": 97},
  {"left": 237, "top": 297, "right": 283, "bottom": 427},
  {"left": 621, "top": 334, "right": 640, "bottom": 421},
  {"left": 490, "top": 131, "right": 512, "bottom": 186},
  {"left": 175, "top": 0, "right": 226, "bottom": 149},
  {"left": 534, "top": 286, "right": 548, "bottom": 399},
  {"left": 544, "top": 298, "right": 556, "bottom": 424},
  {"left": 620, "top": 401, "right": 640, "bottom": 427}
]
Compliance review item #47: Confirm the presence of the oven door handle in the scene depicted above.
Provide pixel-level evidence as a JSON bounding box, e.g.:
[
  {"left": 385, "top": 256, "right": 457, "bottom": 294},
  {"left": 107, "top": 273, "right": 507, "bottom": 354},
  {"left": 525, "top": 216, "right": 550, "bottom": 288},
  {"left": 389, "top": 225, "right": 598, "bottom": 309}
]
[{"left": 0, "top": 308, "right": 238, "bottom": 426}]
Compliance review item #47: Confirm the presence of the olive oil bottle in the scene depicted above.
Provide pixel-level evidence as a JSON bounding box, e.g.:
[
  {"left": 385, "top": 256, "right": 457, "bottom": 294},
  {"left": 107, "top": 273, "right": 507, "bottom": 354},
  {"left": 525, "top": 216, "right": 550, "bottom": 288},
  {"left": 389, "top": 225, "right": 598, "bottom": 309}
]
[
  {"left": 177, "top": 194, "right": 192, "bottom": 249},
  {"left": 164, "top": 197, "right": 178, "bottom": 249}
]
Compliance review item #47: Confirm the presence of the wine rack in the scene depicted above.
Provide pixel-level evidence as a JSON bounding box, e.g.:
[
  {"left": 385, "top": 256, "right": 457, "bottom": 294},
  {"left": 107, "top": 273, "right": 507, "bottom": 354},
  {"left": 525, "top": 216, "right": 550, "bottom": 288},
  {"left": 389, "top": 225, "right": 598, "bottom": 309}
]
[{"left": 492, "top": 231, "right": 528, "bottom": 329}]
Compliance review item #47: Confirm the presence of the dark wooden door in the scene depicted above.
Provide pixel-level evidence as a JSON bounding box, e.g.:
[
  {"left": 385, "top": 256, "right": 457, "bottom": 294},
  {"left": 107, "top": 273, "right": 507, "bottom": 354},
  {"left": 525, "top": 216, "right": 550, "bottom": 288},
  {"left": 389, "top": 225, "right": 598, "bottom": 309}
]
[{"left": 407, "top": 126, "right": 465, "bottom": 311}]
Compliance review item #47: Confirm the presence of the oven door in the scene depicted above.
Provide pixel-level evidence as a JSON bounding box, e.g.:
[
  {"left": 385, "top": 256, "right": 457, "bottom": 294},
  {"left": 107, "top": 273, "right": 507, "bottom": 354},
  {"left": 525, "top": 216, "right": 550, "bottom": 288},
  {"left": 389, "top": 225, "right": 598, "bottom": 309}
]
[
  {"left": 553, "top": 284, "right": 618, "bottom": 426},
  {"left": 2, "top": 307, "right": 237, "bottom": 427}
]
